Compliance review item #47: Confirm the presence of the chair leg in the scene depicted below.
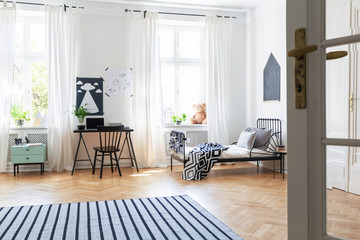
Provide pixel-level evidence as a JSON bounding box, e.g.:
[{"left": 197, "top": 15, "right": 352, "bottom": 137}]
[
  {"left": 100, "top": 153, "right": 104, "bottom": 178},
  {"left": 114, "top": 152, "right": 121, "bottom": 176},
  {"left": 110, "top": 152, "right": 114, "bottom": 173},
  {"left": 92, "top": 150, "right": 97, "bottom": 174},
  {"left": 171, "top": 157, "right": 173, "bottom": 171}
]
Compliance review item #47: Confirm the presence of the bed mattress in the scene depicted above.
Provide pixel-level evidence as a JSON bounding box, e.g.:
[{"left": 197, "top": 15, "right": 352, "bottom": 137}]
[{"left": 172, "top": 145, "right": 272, "bottom": 161}]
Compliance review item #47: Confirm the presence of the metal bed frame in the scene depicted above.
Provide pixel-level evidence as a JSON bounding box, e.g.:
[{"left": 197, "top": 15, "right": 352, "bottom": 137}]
[{"left": 169, "top": 118, "right": 284, "bottom": 176}]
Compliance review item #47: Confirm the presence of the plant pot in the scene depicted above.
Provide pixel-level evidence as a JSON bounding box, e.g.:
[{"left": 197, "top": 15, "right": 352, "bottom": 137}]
[
  {"left": 77, "top": 118, "right": 85, "bottom": 130},
  {"left": 16, "top": 119, "right": 24, "bottom": 127},
  {"left": 77, "top": 124, "right": 85, "bottom": 130},
  {"left": 176, "top": 120, "right": 182, "bottom": 125}
]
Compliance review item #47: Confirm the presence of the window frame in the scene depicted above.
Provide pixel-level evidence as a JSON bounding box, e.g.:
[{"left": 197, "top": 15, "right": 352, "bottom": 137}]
[
  {"left": 11, "top": 11, "right": 47, "bottom": 128},
  {"left": 159, "top": 22, "right": 205, "bottom": 117}
]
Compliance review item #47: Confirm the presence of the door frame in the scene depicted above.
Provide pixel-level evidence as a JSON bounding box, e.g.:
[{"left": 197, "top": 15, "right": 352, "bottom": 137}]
[{"left": 286, "top": 0, "right": 310, "bottom": 239}]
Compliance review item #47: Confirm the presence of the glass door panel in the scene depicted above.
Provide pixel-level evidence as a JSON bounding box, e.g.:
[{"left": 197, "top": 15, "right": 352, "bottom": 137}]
[
  {"left": 326, "top": 45, "right": 350, "bottom": 139},
  {"left": 326, "top": 145, "right": 360, "bottom": 240},
  {"left": 325, "top": 42, "right": 360, "bottom": 239},
  {"left": 326, "top": 0, "right": 359, "bottom": 40}
]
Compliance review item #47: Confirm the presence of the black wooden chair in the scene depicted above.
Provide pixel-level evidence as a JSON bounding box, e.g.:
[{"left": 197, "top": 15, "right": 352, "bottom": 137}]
[{"left": 92, "top": 126, "right": 124, "bottom": 178}]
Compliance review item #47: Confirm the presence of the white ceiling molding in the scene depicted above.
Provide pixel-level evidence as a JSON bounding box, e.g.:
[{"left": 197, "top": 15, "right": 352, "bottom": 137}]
[{"left": 81, "top": 0, "right": 250, "bottom": 12}]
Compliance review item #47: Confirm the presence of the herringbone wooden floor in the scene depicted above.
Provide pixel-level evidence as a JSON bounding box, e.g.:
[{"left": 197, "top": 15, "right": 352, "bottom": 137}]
[
  {"left": 2, "top": 162, "right": 359, "bottom": 239},
  {"left": 0, "top": 162, "right": 287, "bottom": 240},
  {"left": 2, "top": 162, "right": 360, "bottom": 239},
  {"left": 327, "top": 188, "right": 360, "bottom": 240}
]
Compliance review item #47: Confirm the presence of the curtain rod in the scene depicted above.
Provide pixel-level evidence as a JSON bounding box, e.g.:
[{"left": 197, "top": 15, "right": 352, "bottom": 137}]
[
  {"left": 0, "top": 0, "right": 84, "bottom": 10},
  {"left": 124, "top": 8, "right": 236, "bottom": 19}
]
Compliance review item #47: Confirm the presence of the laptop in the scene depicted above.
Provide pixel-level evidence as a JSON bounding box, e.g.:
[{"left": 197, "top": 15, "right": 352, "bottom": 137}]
[{"left": 86, "top": 118, "right": 104, "bottom": 129}]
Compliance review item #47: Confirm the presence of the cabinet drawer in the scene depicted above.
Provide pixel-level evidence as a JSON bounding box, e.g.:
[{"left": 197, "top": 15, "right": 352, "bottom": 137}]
[
  {"left": 12, "top": 154, "right": 45, "bottom": 164},
  {"left": 11, "top": 146, "right": 45, "bottom": 156}
]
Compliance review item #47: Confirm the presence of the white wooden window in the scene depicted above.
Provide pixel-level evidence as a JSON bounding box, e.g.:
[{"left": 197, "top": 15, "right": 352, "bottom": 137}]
[
  {"left": 159, "top": 19, "right": 205, "bottom": 119},
  {"left": 11, "top": 10, "right": 48, "bottom": 128}
]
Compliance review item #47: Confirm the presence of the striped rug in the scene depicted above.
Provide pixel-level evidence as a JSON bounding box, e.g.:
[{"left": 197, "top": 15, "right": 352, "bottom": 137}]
[{"left": 0, "top": 195, "right": 242, "bottom": 240}]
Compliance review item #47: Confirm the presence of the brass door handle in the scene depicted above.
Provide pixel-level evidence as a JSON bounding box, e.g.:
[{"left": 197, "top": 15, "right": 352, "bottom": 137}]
[
  {"left": 327, "top": 51, "right": 348, "bottom": 60},
  {"left": 349, "top": 93, "right": 354, "bottom": 112}
]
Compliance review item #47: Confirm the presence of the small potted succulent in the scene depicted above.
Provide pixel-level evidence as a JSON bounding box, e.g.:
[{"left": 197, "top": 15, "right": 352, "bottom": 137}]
[
  {"left": 172, "top": 113, "right": 187, "bottom": 125},
  {"left": 73, "top": 104, "right": 90, "bottom": 130},
  {"left": 11, "top": 104, "right": 30, "bottom": 127}
]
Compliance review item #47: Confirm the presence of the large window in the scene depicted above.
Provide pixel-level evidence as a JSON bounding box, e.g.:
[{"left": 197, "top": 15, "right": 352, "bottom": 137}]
[
  {"left": 11, "top": 10, "right": 48, "bottom": 127},
  {"left": 159, "top": 19, "right": 205, "bottom": 120}
]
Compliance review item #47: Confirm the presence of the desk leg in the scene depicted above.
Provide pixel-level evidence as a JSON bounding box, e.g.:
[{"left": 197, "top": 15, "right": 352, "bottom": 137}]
[
  {"left": 72, "top": 133, "right": 82, "bottom": 175},
  {"left": 119, "top": 135, "right": 127, "bottom": 161},
  {"left": 128, "top": 132, "right": 139, "bottom": 172},
  {"left": 126, "top": 134, "right": 134, "bottom": 167},
  {"left": 81, "top": 135, "right": 92, "bottom": 168}
]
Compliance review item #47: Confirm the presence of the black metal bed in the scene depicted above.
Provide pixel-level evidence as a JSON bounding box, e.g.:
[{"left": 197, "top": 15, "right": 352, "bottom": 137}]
[{"left": 169, "top": 118, "right": 284, "bottom": 175}]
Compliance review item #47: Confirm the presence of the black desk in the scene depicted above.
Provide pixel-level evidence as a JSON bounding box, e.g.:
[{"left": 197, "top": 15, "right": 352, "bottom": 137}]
[{"left": 71, "top": 128, "right": 139, "bottom": 174}]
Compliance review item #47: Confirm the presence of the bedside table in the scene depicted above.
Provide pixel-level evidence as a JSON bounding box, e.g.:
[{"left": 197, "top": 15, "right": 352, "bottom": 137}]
[
  {"left": 275, "top": 150, "right": 287, "bottom": 180},
  {"left": 11, "top": 144, "right": 46, "bottom": 176}
]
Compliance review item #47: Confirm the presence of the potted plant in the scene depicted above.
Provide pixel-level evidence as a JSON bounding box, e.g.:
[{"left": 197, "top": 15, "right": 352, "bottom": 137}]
[
  {"left": 73, "top": 104, "right": 90, "bottom": 130},
  {"left": 11, "top": 105, "right": 30, "bottom": 127},
  {"left": 172, "top": 113, "right": 187, "bottom": 125}
]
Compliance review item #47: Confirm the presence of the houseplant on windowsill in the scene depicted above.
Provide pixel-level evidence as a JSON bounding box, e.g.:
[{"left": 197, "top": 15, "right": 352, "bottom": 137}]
[
  {"left": 172, "top": 113, "right": 187, "bottom": 125},
  {"left": 73, "top": 104, "right": 90, "bottom": 130},
  {"left": 11, "top": 104, "right": 30, "bottom": 127}
]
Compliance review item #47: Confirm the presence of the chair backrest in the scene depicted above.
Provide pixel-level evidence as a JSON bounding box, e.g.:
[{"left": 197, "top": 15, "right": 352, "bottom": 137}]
[{"left": 97, "top": 126, "right": 124, "bottom": 151}]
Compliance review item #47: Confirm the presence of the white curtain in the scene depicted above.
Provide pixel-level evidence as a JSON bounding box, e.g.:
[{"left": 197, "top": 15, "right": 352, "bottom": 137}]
[
  {"left": 0, "top": 2, "right": 16, "bottom": 172},
  {"left": 130, "top": 12, "right": 167, "bottom": 168},
  {"left": 46, "top": 6, "right": 77, "bottom": 171},
  {"left": 205, "top": 16, "right": 233, "bottom": 144}
]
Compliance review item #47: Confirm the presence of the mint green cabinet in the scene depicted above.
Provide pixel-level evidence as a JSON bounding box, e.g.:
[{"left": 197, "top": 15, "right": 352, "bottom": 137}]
[{"left": 11, "top": 144, "right": 46, "bottom": 176}]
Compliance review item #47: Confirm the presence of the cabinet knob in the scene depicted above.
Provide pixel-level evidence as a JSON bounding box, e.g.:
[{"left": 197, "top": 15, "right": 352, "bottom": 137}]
[
  {"left": 26, "top": 158, "right": 29, "bottom": 160},
  {"left": 26, "top": 149, "right": 29, "bottom": 151}
]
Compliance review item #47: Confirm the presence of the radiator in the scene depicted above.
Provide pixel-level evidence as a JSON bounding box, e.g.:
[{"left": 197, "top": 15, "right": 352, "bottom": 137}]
[{"left": 163, "top": 125, "right": 208, "bottom": 157}]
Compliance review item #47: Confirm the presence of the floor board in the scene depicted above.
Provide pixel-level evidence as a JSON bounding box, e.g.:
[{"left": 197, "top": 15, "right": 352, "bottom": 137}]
[{"left": 0, "top": 162, "right": 287, "bottom": 240}]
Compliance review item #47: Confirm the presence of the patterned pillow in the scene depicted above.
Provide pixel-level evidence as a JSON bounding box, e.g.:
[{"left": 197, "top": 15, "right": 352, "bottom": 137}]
[{"left": 237, "top": 131, "right": 256, "bottom": 149}]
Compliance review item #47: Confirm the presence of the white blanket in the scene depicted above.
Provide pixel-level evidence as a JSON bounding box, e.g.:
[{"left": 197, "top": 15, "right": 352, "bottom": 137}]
[{"left": 174, "top": 145, "right": 270, "bottom": 161}]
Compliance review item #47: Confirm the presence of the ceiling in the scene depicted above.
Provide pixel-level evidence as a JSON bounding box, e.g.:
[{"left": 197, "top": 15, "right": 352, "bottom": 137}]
[
  {"left": 111, "top": 0, "right": 264, "bottom": 10},
  {"left": 146, "top": 0, "right": 259, "bottom": 9}
]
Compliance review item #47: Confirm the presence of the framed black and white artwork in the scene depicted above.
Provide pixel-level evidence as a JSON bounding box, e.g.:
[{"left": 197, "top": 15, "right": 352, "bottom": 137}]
[
  {"left": 76, "top": 77, "right": 104, "bottom": 115},
  {"left": 263, "top": 53, "right": 281, "bottom": 102}
]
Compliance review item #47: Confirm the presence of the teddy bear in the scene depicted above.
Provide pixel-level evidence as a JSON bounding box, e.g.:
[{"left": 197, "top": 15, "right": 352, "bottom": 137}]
[{"left": 189, "top": 103, "right": 207, "bottom": 124}]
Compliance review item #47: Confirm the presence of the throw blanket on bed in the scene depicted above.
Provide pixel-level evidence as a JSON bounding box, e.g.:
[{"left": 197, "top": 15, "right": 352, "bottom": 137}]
[{"left": 182, "top": 143, "right": 228, "bottom": 181}]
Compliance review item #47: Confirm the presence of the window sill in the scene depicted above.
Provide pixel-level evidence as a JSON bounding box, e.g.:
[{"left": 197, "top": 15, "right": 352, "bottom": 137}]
[
  {"left": 163, "top": 124, "right": 207, "bottom": 128},
  {"left": 10, "top": 127, "right": 48, "bottom": 130}
]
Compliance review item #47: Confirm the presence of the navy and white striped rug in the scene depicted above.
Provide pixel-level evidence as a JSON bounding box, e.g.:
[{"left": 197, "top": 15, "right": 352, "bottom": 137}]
[{"left": 0, "top": 195, "right": 242, "bottom": 240}]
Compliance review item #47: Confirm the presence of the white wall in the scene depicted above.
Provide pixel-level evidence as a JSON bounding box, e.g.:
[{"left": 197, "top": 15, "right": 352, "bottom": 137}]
[
  {"left": 247, "top": 0, "right": 287, "bottom": 169},
  {"left": 75, "top": 13, "right": 134, "bottom": 164},
  {"left": 227, "top": 19, "right": 247, "bottom": 142},
  {"left": 74, "top": 9, "right": 247, "bottom": 164}
]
